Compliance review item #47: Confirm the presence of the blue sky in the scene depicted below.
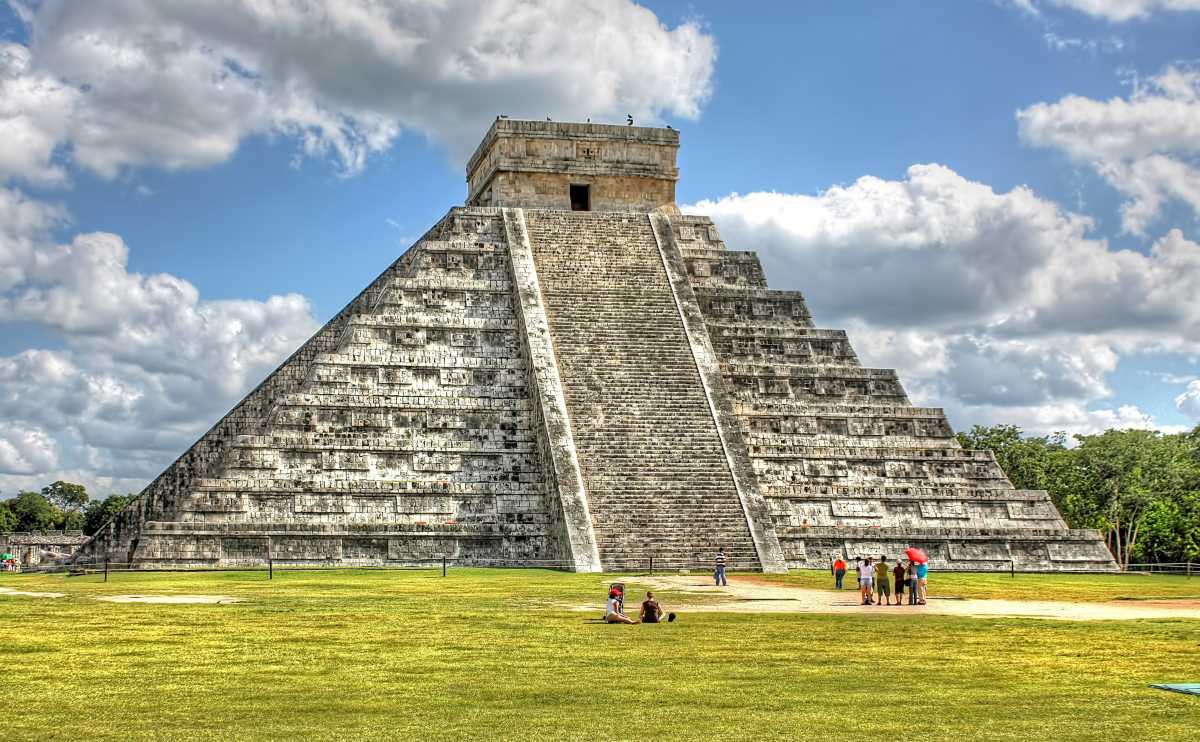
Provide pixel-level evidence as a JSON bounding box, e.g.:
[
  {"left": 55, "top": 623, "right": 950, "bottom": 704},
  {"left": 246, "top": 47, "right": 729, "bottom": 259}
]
[{"left": 1, "top": 0, "right": 1198, "bottom": 494}]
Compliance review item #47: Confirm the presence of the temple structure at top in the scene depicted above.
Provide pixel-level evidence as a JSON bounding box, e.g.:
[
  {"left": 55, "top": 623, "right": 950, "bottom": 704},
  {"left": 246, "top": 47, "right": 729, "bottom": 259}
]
[
  {"left": 466, "top": 118, "right": 679, "bottom": 211},
  {"left": 75, "top": 119, "right": 1115, "bottom": 573}
]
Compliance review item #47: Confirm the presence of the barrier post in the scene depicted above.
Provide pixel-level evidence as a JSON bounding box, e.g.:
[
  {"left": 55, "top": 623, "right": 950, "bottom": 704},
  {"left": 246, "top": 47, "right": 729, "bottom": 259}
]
[
  {"left": 1188, "top": 562, "right": 1192, "bottom": 579},
  {"left": 1010, "top": 559, "right": 1015, "bottom": 579},
  {"left": 442, "top": 555, "right": 447, "bottom": 577},
  {"left": 104, "top": 559, "right": 108, "bottom": 583},
  {"left": 267, "top": 535, "right": 273, "bottom": 580},
  {"left": 649, "top": 556, "right": 654, "bottom": 575}
]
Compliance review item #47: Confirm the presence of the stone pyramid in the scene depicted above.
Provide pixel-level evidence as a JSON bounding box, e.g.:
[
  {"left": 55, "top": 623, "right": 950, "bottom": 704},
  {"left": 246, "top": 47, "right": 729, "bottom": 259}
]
[{"left": 78, "top": 119, "right": 1115, "bottom": 572}]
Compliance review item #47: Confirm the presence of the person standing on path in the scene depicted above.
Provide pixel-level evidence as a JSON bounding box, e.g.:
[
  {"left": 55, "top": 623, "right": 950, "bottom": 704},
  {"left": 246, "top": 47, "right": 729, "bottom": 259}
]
[
  {"left": 714, "top": 548, "right": 728, "bottom": 587},
  {"left": 917, "top": 560, "right": 929, "bottom": 604},
  {"left": 874, "top": 556, "right": 891, "bottom": 606},
  {"left": 858, "top": 556, "right": 874, "bottom": 605},
  {"left": 892, "top": 559, "right": 907, "bottom": 606},
  {"left": 907, "top": 559, "right": 920, "bottom": 605},
  {"left": 833, "top": 556, "right": 847, "bottom": 589}
]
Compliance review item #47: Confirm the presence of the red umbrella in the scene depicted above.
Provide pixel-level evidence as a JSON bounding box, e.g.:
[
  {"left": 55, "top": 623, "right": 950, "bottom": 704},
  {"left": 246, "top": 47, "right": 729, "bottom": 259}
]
[{"left": 905, "top": 547, "right": 928, "bottom": 564}]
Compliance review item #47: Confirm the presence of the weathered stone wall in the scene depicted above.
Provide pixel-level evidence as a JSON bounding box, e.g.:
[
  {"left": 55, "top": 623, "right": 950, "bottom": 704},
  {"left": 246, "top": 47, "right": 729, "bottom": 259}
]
[
  {"left": 466, "top": 119, "right": 678, "bottom": 211},
  {"left": 77, "top": 208, "right": 582, "bottom": 568},
  {"left": 671, "top": 213, "right": 1116, "bottom": 571},
  {"left": 1, "top": 531, "right": 87, "bottom": 566},
  {"left": 479, "top": 171, "right": 674, "bottom": 212}
]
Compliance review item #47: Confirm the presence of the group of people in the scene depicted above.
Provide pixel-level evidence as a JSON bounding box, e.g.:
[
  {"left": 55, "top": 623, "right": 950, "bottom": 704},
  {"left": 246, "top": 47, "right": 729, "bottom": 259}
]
[
  {"left": 832, "top": 555, "right": 928, "bottom": 605},
  {"left": 605, "top": 585, "right": 677, "bottom": 624}
]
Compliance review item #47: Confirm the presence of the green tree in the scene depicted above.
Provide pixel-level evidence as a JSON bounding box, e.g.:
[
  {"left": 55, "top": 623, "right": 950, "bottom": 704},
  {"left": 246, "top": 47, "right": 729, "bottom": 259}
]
[
  {"left": 0, "top": 501, "right": 16, "bottom": 533},
  {"left": 42, "top": 481, "right": 89, "bottom": 512},
  {"left": 9, "top": 491, "right": 57, "bottom": 531},
  {"left": 956, "top": 424, "right": 1065, "bottom": 491},
  {"left": 83, "top": 494, "right": 134, "bottom": 536}
]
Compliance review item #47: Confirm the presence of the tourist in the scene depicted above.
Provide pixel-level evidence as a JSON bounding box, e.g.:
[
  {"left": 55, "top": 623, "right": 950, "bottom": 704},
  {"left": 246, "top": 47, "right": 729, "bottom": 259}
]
[
  {"left": 893, "top": 559, "right": 907, "bottom": 606},
  {"left": 714, "top": 548, "right": 728, "bottom": 587},
  {"left": 874, "top": 556, "right": 891, "bottom": 606},
  {"left": 639, "top": 591, "right": 664, "bottom": 623},
  {"left": 606, "top": 589, "right": 636, "bottom": 624},
  {"left": 858, "top": 556, "right": 874, "bottom": 605},
  {"left": 917, "top": 560, "right": 929, "bottom": 604},
  {"left": 833, "top": 555, "right": 847, "bottom": 589},
  {"left": 907, "top": 559, "right": 920, "bottom": 605}
]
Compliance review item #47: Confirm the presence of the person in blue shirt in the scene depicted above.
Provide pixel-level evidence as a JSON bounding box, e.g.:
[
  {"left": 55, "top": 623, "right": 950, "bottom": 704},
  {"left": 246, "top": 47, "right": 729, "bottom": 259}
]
[{"left": 916, "top": 561, "right": 929, "bottom": 604}]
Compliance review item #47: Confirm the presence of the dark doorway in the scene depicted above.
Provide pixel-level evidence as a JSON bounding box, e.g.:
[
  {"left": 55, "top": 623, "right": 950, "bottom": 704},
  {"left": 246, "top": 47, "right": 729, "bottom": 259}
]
[{"left": 570, "top": 184, "right": 591, "bottom": 211}]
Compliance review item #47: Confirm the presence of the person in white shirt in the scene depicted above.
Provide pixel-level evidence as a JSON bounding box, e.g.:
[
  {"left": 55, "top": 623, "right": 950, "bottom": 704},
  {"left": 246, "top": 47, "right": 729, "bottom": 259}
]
[
  {"left": 605, "top": 591, "right": 636, "bottom": 624},
  {"left": 857, "top": 557, "right": 874, "bottom": 605}
]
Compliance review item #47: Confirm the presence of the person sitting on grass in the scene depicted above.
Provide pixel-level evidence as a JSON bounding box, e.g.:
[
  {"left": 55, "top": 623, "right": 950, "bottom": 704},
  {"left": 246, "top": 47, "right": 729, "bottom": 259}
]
[
  {"left": 640, "top": 591, "right": 664, "bottom": 623},
  {"left": 606, "top": 590, "right": 637, "bottom": 624}
]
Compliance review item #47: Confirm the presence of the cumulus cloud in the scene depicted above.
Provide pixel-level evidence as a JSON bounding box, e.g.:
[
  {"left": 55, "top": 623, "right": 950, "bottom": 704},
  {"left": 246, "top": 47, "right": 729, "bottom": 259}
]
[
  {"left": 1177, "top": 379, "right": 1200, "bottom": 420},
  {"left": 0, "top": 185, "right": 319, "bottom": 496},
  {"left": 687, "top": 165, "right": 1200, "bottom": 435},
  {"left": 1018, "top": 66, "right": 1200, "bottom": 235},
  {"left": 0, "top": 0, "right": 715, "bottom": 181}
]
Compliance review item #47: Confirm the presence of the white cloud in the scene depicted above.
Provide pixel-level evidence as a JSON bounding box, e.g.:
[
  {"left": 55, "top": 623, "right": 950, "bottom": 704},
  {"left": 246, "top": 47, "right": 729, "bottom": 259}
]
[
  {"left": 687, "top": 165, "right": 1200, "bottom": 436},
  {"left": 0, "top": 42, "right": 77, "bottom": 185},
  {"left": 0, "top": 423, "right": 58, "bottom": 476},
  {"left": 1018, "top": 66, "right": 1200, "bottom": 235},
  {"left": 1177, "top": 379, "right": 1200, "bottom": 420},
  {"left": 1042, "top": 0, "right": 1200, "bottom": 21},
  {"left": 0, "top": 186, "right": 319, "bottom": 496},
  {"left": 1011, "top": 0, "right": 1200, "bottom": 20},
  {"left": 0, "top": 0, "right": 716, "bottom": 181},
  {"left": 1041, "top": 31, "right": 1125, "bottom": 54}
]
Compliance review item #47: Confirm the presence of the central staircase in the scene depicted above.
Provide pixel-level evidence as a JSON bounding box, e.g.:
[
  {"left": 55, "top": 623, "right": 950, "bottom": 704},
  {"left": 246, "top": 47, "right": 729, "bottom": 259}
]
[{"left": 523, "top": 210, "right": 760, "bottom": 569}]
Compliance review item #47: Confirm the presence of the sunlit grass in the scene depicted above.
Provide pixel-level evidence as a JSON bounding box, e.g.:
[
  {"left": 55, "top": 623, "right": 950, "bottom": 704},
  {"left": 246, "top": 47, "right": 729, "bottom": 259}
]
[{"left": 2, "top": 569, "right": 1198, "bottom": 741}]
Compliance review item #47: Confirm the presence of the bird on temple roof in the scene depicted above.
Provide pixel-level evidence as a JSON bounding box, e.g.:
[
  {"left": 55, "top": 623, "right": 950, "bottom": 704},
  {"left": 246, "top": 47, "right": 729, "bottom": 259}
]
[{"left": 626, "top": 114, "right": 634, "bottom": 125}]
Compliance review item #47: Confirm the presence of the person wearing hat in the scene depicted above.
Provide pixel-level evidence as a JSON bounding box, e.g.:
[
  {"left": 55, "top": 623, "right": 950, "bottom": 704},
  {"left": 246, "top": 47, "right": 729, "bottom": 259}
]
[{"left": 605, "top": 588, "right": 636, "bottom": 624}]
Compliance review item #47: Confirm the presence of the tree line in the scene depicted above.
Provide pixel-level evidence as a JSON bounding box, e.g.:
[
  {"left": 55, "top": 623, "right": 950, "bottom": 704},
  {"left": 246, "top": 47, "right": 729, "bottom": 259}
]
[
  {"left": 0, "top": 482, "right": 133, "bottom": 537},
  {"left": 958, "top": 424, "right": 1200, "bottom": 568}
]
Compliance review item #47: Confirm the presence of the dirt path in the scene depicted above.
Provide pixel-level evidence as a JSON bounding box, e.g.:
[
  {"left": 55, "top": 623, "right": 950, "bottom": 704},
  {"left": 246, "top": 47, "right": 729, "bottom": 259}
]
[
  {"left": 573, "top": 575, "right": 1200, "bottom": 621},
  {"left": 0, "top": 586, "right": 65, "bottom": 599}
]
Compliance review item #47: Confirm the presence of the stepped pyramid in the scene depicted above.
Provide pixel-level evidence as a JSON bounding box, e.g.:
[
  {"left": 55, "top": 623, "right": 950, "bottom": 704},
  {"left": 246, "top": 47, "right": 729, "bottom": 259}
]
[{"left": 79, "top": 119, "right": 1115, "bottom": 572}]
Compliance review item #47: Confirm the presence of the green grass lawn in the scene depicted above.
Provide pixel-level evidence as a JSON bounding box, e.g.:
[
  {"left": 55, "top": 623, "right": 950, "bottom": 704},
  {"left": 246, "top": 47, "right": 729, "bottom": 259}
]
[{"left": 2, "top": 568, "right": 1199, "bottom": 741}]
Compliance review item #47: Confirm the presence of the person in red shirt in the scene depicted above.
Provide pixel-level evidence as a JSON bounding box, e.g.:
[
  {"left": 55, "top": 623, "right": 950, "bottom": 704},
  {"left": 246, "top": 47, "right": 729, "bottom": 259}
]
[{"left": 833, "top": 556, "right": 847, "bottom": 589}]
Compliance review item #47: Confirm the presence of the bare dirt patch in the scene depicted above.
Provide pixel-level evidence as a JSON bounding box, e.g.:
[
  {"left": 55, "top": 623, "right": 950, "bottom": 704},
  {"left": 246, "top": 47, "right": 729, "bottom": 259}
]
[
  {"left": 0, "top": 586, "right": 65, "bottom": 599},
  {"left": 570, "top": 575, "right": 1200, "bottom": 621},
  {"left": 96, "top": 594, "right": 244, "bottom": 605}
]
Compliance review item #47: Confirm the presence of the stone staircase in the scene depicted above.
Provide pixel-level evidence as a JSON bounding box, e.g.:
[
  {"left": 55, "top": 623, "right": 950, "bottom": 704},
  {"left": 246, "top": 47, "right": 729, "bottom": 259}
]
[
  {"left": 523, "top": 210, "right": 760, "bottom": 569},
  {"left": 668, "top": 213, "right": 1116, "bottom": 572}
]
